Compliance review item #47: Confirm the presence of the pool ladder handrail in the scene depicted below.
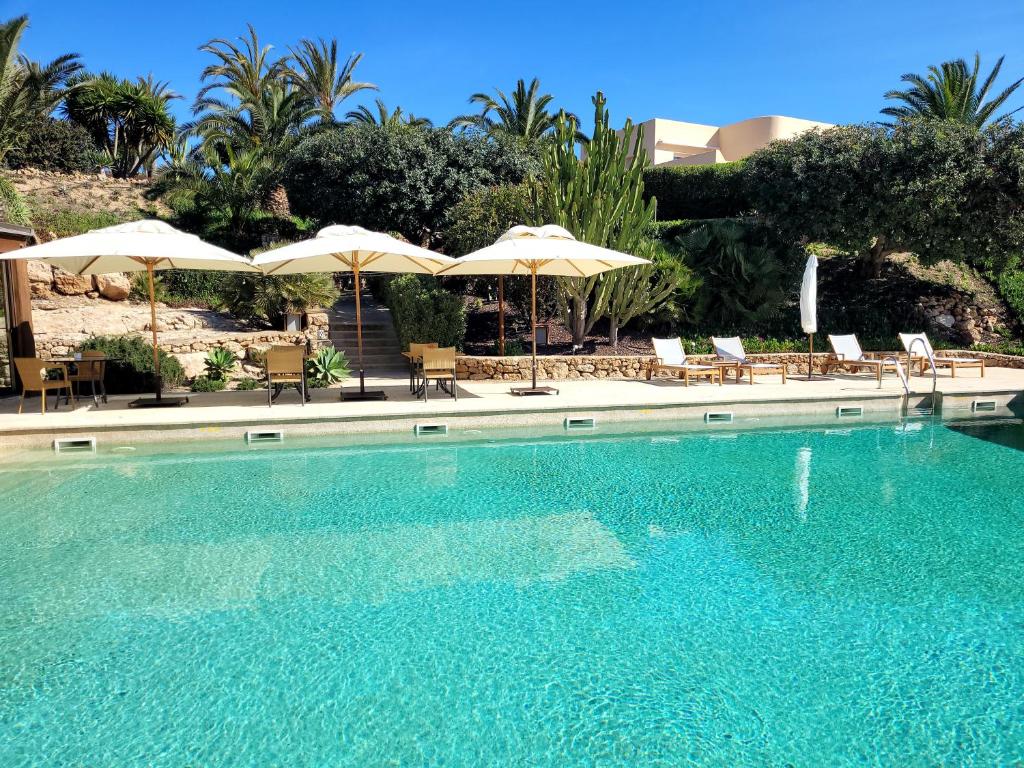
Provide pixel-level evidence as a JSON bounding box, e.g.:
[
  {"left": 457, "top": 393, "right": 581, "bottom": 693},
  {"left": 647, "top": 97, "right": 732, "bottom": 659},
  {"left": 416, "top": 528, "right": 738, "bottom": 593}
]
[
  {"left": 905, "top": 337, "right": 938, "bottom": 415},
  {"left": 877, "top": 356, "right": 910, "bottom": 394}
]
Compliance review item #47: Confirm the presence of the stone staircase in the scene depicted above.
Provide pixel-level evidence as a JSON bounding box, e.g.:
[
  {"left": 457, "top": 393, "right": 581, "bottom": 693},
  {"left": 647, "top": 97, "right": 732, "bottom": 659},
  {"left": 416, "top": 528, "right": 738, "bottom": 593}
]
[{"left": 327, "top": 291, "right": 406, "bottom": 373}]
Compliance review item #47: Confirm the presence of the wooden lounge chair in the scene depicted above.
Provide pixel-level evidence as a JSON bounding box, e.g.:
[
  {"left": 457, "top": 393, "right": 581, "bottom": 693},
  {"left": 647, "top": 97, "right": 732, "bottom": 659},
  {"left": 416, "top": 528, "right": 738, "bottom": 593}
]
[
  {"left": 711, "top": 337, "right": 787, "bottom": 384},
  {"left": 406, "top": 342, "right": 438, "bottom": 394},
  {"left": 13, "top": 357, "right": 75, "bottom": 414},
  {"left": 265, "top": 345, "right": 306, "bottom": 406},
  {"left": 823, "top": 334, "right": 899, "bottom": 383},
  {"left": 67, "top": 350, "right": 107, "bottom": 406},
  {"left": 647, "top": 337, "right": 722, "bottom": 385},
  {"left": 420, "top": 346, "right": 457, "bottom": 402},
  {"left": 899, "top": 333, "right": 985, "bottom": 377}
]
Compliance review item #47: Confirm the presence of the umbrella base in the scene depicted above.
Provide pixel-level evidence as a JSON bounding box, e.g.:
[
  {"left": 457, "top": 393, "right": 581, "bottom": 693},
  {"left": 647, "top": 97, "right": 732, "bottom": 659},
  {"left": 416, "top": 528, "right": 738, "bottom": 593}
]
[
  {"left": 129, "top": 396, "right": 189, "bottom": 408},
  {"left": 340, "top": 389, "right": 387, "bottom": 401},
  {"left": 510, "top": 386, "right": 559, "bottom": 396}
]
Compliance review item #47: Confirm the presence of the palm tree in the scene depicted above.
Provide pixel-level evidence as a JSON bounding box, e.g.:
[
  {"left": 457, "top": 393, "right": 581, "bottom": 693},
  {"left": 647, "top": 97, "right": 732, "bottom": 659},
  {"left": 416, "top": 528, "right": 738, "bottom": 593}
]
[
  {"left": 0, "top": 15, "right": 82, "bottom": 163},
  {"left": 62, "top": 72, "right": 178, "bottom": 178},
  {"left": 346, "top": 99, "right": 432, "bottom": 129},
  {"left": 449, "top": 77, "right": 577, "bottom": 142},
  {"left": 287, "top": 38, "right": 376, "bottom": 121},
  {"left": 882, "top": 53, "right": 1024, "bottom": 128}
]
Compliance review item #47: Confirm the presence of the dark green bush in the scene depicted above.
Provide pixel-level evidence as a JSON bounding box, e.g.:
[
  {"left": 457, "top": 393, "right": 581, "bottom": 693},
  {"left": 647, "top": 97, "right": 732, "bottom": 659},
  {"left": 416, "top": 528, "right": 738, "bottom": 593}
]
[
  {"left": 159, "top": 270, "right": 228, "bottom": 307},
  {"left": 78, "top": 335, "right": 185, "bottom": 393},
  {"left": 994, "top": 265, "right": 1024, "bottom": 327},
  {"left": 190, "top": 375, "right": 226, "bottom": 393},
  {"left": 377, "top": 274, "right": 466, "bottom": 350},
  {"left": 644, "top": 162, "right": 750, "bottom": 220},
  {"left": 5, "top": 117, "right": 100, "bottom": 173},
  {"left": 283, "top": 125, "right": 539, "bottom": 246},
  {"left": 234, "top": 377, "right": 261, "bottom": 390}
]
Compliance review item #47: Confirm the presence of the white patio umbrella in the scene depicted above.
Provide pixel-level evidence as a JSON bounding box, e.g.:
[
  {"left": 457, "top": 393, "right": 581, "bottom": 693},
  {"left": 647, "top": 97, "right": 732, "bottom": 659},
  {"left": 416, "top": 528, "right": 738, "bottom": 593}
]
[
  {"left": 0, "top": 219, "right": 256, "bottom": 406},
  {"left": 799, "top": 253, "right": 819, "bottom": 381},
  {"left": 436, "top": 225, "right": 650, "bottom": 395},
  {"left": 252, "top": 225, "right": 455, "bottom": 400}
]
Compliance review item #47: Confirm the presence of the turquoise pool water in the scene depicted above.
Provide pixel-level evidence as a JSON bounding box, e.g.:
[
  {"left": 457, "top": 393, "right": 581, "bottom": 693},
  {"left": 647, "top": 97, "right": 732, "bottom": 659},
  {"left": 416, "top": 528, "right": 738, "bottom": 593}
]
[{"left": 1, "top": 420, "right": 1023, "bottom": 766}]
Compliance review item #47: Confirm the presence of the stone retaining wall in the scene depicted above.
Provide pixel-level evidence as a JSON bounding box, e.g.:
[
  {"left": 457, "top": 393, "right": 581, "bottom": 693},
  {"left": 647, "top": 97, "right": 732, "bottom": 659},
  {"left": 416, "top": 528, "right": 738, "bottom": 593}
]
[{"left": 454, "top": 350, "right": 1013, "bottom": 381}]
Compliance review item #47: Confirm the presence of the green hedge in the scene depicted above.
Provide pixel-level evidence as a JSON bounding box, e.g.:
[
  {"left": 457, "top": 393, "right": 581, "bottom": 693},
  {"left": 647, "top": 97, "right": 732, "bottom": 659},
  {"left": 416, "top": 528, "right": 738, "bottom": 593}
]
[
  {"left": 995, "top": 267, "right": 1024, "bottom": 327},
  {"left": 643, "top": 161, "right": 750, "bottom": 220},
  {"left": 376, "top": 274, "right": 466, "bottom": 350},
  {"left": 78, "top": 335, "right": 185, "bottom": 393}
]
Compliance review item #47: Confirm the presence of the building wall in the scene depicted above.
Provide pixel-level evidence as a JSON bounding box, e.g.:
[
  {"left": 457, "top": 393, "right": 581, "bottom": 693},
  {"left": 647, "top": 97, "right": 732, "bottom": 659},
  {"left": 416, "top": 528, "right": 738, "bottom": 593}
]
[{"left": 625, "top": 114, "right": 832, "bottom": 166}]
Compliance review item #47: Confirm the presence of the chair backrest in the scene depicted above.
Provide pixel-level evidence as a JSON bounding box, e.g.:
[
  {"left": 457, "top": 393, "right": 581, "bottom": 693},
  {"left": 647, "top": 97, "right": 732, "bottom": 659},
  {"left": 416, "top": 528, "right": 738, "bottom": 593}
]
[
  {"left": 652, "top": 337, "right": 686, "bottom": 366},
  {"left": 828, "top": 334, "right": 864, "bottom": 361},
  {"left": 266, "top": 345, "right": 305, "bottom": 375},
  {"left": 712, "top": 336, "right": 746, "bottom": 362},
  {"left": 422, "top": 346, "right": 457, "bottom": 371},
  {"left": 899, "top": 332, "right": 934, "bottom": 358},
  {"left": 408, "top": 342, "right": 439, "bottom": 358},
  {"left": 77, "top": 350, "right": 106, "bottom": 379},
  {"left": 13, "top": 357, "right": 49, "bottom": 388}
]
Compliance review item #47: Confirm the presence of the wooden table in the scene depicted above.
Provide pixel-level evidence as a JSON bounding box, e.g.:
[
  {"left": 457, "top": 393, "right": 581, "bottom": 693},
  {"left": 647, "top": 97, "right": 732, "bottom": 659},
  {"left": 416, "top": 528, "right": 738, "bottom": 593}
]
[{"left": 50, "top": 356, "right": 109, "bottom": 406}]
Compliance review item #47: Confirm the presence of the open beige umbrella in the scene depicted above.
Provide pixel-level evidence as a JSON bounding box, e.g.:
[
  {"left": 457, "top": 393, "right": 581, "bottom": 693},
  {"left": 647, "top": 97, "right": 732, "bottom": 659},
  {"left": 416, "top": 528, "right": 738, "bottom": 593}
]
[
  {"left": 437, "top": 225, "right": 649, "bottom": 395},
  {"left": 252, "top": 225, "right": 455, "bottom": 400},
  {"left": 0, "top": 220, "right": 256, "bottom": 407}
]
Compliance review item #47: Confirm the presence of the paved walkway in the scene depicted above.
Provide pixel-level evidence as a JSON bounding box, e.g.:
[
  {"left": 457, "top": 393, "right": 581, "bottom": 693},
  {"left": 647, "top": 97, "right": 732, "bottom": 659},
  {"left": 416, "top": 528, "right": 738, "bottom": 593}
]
[{"left": 1, "top": 366, "right": 1019, "bottom": 449}]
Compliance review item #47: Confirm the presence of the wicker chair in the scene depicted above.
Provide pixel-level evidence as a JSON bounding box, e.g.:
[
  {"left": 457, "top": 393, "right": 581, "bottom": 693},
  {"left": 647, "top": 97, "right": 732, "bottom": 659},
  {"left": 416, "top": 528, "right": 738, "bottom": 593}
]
[
  {"left": 14, "top": 357, "right": 75, "bottom": 414},
  {"left": 265, "top": 346, "right": 306, "bottom": 406},
  {"left": 420, "top": 346, "right": 458, "bottom": 402}
]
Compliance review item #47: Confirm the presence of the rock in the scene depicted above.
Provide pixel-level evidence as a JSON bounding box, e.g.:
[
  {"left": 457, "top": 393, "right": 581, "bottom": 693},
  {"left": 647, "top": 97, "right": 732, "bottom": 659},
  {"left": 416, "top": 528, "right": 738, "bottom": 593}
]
[
  {"left": 26, "top": 260, "right": 53, "bottom": 284},
  {"left": 52, "top": 268, "right": 93, "bottom": 296},
  {"left": 94, "top": 273, "right": 131, "bottom": 301}
]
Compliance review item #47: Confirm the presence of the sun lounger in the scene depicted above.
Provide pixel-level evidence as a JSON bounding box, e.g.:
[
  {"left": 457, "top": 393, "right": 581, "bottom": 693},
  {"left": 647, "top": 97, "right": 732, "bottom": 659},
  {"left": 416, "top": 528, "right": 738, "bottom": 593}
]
[
  {"left": 899, "top": 333, "right": 985, "bottom": 377},
  {"left": 824, "top": 334, "right": 900, "bottom": 383},
  {"left": 711, "top": 336, "right": 787, "bottom": 384},
  {"left": 647, "top": 337, "right": 722, "bottom": 386}
]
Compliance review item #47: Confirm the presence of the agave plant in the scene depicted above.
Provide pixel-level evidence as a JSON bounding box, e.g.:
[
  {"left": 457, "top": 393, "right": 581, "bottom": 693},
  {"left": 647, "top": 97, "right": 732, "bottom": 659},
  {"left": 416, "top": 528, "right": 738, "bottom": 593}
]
[
  {"left": 306, "top": 347, "right": 350, "bottom": 387},
  {"left": 203, "top": 347, "right": 238, "bottom": 381}
]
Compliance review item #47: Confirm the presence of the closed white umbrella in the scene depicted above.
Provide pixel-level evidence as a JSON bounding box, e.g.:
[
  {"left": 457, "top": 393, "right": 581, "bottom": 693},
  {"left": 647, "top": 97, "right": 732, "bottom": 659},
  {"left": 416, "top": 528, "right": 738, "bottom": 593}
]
[
  {"left": 437, "top": 225, "right": 649, "bottom": 395},
  {"left": 799, "top": 253, "right": 819, "bottom": 381},
  {"left": 0, "top": 220, "right": 256, "bottom": 406},
  {"left": 252, "top": 225, "right": 455, "bottom": 400}
]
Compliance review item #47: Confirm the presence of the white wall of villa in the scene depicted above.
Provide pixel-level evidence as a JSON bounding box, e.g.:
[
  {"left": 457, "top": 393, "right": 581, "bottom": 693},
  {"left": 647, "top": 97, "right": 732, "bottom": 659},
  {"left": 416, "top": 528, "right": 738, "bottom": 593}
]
[{"left": 627, "top": 115, "right": 833, "bottom": 166}]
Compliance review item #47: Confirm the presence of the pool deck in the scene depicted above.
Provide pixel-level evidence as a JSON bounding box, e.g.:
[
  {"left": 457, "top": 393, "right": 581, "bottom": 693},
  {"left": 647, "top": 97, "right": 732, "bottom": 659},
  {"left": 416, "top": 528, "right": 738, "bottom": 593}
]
[{"left": 1, "top": 365, "right": 1022, "bottom": 449}]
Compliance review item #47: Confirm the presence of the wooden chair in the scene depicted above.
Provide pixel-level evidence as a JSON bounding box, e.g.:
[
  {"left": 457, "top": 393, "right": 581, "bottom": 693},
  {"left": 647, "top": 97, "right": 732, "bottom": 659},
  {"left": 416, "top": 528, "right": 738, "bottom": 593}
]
[
  {"left": 407, "top": 342, "right": 438, "bottom": 393},
  {"left": 420, "top": 346, "right": 458, "bottom": 402},
  {"left": 711, "top": 336, "right": 787, "bottom": 384},
  {"left": 265, "top": 345, "right": 306, "bottom": 407},
  {"left": 14, "top": 357, "right": 75, "bottom": 414},
  {"left": 822, "top": 334, "right": 901, "bottom": 383},
  {"left": 899, "top": 333, "right": 985, "bottom": 377},
  {"left": 67, "top": 350, "right": 108, "bottom": 406},
  {"left": 647, "top": 337, "right": 722, "bottom": 386}
]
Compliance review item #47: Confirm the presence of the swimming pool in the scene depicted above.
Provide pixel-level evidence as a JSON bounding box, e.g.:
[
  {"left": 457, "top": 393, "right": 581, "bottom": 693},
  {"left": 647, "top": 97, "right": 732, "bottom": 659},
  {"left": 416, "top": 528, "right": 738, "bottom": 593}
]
[{"left": 1, "top": 419, "right": 1022, "bottom": 766}]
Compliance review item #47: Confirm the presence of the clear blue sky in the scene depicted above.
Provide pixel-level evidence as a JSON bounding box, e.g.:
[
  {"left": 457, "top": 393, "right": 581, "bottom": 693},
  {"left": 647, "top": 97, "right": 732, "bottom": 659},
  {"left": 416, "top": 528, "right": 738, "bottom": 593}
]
[{"left": 12, "top": 0, "right": 1024, "bottom": 128}]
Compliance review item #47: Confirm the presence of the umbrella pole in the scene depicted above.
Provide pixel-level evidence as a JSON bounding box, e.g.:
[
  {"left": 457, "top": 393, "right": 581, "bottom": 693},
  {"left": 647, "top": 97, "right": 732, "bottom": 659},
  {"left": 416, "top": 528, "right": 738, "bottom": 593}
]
[
  {"left": 340, "top": 260, "right": 387, "bottom": 401},
  {"left": 807, "top": 333, "right": 814, "bottom": 381},
  {"left": 147, "top": 261, "right": 161, "bottom": 400},
  {"left": 531, "top": 266, "right": 537, "bottom": 390},
  {"left": 354, "top": 261, "right": 365, "bottom": 393},
  {"left": 497, "top": 276, "right": 505, "bottom": 356}
]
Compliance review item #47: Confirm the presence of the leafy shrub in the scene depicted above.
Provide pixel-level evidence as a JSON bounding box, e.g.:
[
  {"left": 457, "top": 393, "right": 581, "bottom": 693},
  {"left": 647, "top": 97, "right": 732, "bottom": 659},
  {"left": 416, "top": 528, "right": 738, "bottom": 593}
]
[
  {"left": 204, "top": 347, "right": 237, "bottom": 381},
  {"left": 78, "top": 335, "right": 185, "bottom": 393},
  {"left": 442, "top": 184, "right": 533, "bottom": 256},
  {"left": 492, "top": 338, "right": 526, "bottom": 355},
  {"left": 36, "top": 209, "right": 124, "bottom": 239},
  {"left": 377, "top": 274, "right": 466, "bottom": 350},
  {"left": 994, "top": 263, "right": 1024, "bottom": 327},
  {"left": 4, "top": 117, "right": 101, "bottom": 173},
  {"left": 221, "top": 272, "right": 339, "bottom": 327},
  {"left": 675, "top": 219, "right": 799, "bottom": 332},
  {"left": 644, "top": 162, "right": 749, "bottom": 220},
  {"left": 234, "top": 377, "right": 261, "bottom": 390},
  {"left": 159, "top": 270, "right": 228, "bottom": 307},
  {"left": 306, "top": 347, "right": 350, "bottom": 387},
  {"left": 284, "top": 125, "right": 539, "bottom": 246},
  {"left": 190, "top": 375, "right": 226, "bottom": 393}
]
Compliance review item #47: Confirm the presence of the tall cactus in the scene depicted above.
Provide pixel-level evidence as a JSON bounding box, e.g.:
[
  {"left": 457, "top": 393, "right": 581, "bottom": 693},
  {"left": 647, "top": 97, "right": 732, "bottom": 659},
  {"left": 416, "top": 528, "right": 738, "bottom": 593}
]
[{"left": 532, "top": 92, "right": 677, "bottom": 347}]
